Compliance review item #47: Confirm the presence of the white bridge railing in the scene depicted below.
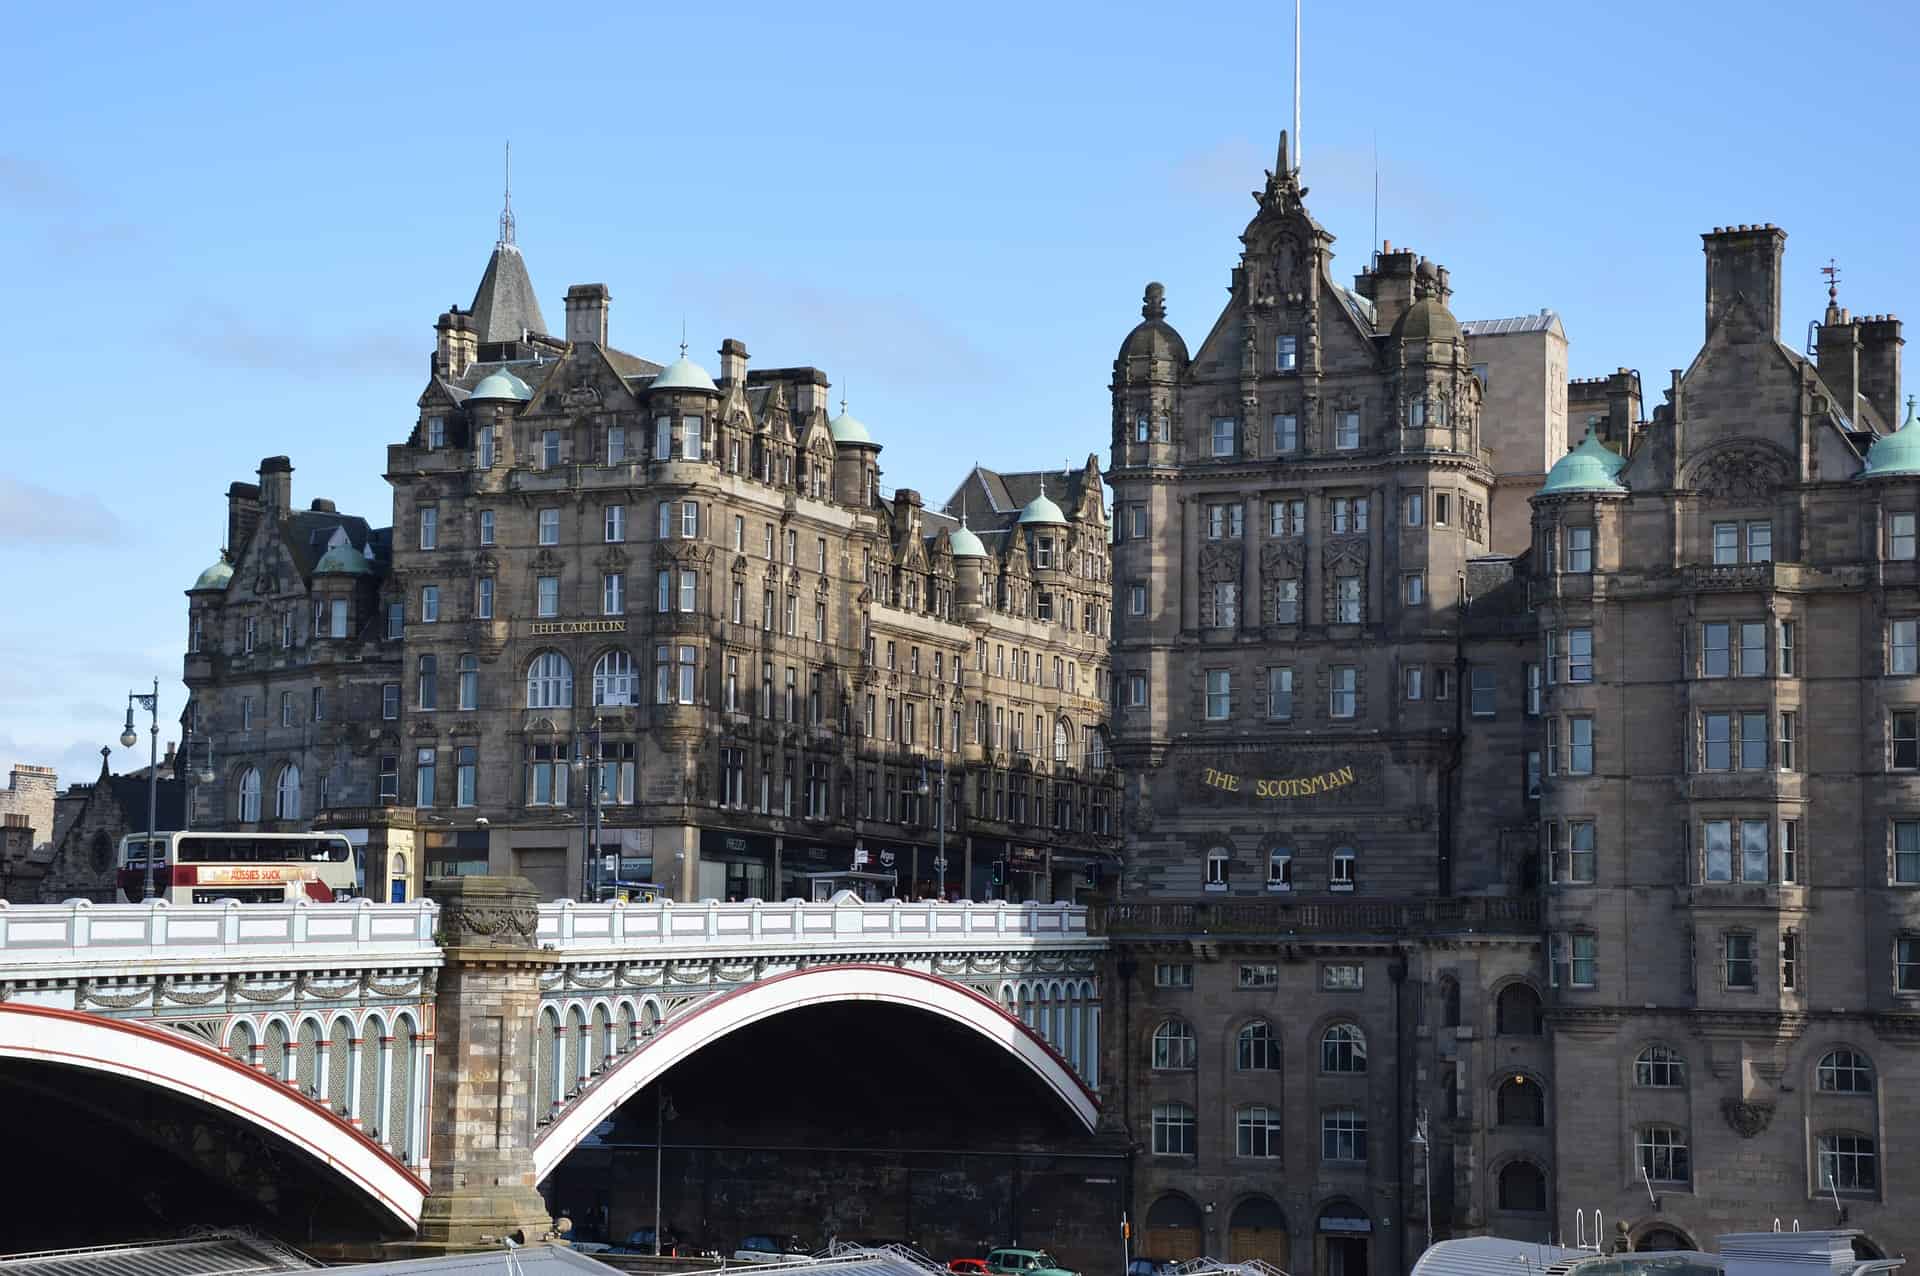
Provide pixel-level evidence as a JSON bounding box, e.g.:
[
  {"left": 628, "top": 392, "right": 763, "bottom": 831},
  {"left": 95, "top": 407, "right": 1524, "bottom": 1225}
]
[
  {"left": 537, "top": 895, "right": 1095, "bottom": 951},
  {"left": 0, "top": 898, "right": 443, "bottom": 968}
]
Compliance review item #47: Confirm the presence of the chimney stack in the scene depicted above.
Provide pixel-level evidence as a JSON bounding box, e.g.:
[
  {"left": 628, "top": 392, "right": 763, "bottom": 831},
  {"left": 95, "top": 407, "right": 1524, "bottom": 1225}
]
[
  {"left": 435, "top": 309, "right": 478, "bottom": 378},
  {"left": 1859, "top": 314, "right": 1904, "bottom": 431},
  {"left": 257, "top": 456, "right": 293, "bottom": 516},
  {"left": 1355, "top": 246, "right": 1418, "bottom": 334},
  {"left": 719, "top": 338, "right": 749, "bottom": 385},
  {"left": 564, "top": 284, "right": 610, "bottom": 348},
  {"left": 227, "top": 480, "right": 263, "bottom": 552},
  {"left": 1702, "top": 223, "right": 1787, "bottom": 341}
]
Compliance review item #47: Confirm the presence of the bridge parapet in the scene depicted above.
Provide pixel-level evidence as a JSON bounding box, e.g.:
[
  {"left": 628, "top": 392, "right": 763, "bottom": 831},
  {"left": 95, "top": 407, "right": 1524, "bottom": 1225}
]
[
  {"left": 0, "top": 898, "right": 442, "bottom": 972},
  {"left": 536, "top": 896, "right": 1096, "bottom": 954}
]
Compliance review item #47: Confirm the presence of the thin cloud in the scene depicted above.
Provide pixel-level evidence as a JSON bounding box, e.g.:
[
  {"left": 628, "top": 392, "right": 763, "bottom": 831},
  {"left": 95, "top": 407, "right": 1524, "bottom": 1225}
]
[
  {"left": 0, "top": 154, "right": 145, "bottom": 263},
  {"left": 0, "top": 478, "right": 131, "bottom": 546},
  {"left": 170, "top": 301, "right": 415, "bottom": 378}
]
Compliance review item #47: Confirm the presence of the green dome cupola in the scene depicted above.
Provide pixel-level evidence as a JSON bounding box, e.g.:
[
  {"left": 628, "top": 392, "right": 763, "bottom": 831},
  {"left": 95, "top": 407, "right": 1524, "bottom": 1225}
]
[
  {"left": 1538, "top": 426, "right": 1629, "bottom": 497},
  {"left": 1862, "top": 397, "right": 1920, "bottom": 480},
  {"left": 470, "top": 367, "right": 532, "bottom": 402}
]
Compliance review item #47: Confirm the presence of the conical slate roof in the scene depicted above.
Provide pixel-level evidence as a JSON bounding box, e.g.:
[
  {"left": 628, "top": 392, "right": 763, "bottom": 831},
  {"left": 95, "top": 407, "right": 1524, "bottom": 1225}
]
[{"left": 470, "top": 243, "right": 548, "bottom": 344}]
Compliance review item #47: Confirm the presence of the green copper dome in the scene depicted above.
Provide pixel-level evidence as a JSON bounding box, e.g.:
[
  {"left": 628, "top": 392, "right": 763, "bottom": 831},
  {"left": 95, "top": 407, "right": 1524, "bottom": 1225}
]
[
  {"left": 1018, "top": 492, "right": 1069, "bottom": 526},
  {"left": 313, "top": 542, "right": 374, "bottom": 576},
  {"left": 470, "top": 367, "right": 532, "bottom": 401},
  {"left": 947, "top": 522, "right": 988, "bottom": 558},
  {"left": 1538, "top": 427, "right": 1628, "bottom": 497},
  {"left": 828, "top": 409, "right": 875, "bottom": 446},
  {"left": 190, "top": 556, "right": 233, "bottom": 592},
  {"left": 1862, "top": 397, "right": 1920, "bottom": 479},
  {"left": 651, "top": 355, "right": 719, "bottom": 394}
]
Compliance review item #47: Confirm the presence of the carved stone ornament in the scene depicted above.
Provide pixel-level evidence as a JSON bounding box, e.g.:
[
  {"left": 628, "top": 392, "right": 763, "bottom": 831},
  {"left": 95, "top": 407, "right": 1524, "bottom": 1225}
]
[
  {"left": 1721, "top": 1098, "right": 1775, "bottom": 1138},
  {"left": 428, "top": 875, "right": 541, "bottom": 950},
  {"left": 1198, "top": 543, "right": 1242, "bottom": 584},
  {"left": 1689, "top": 445, "right": 1789, "bottom": 506}
]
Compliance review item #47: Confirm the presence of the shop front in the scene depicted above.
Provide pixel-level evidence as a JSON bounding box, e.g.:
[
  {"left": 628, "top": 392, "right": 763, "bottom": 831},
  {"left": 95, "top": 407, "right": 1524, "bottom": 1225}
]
[{"left": 696, "top": 829, "right": 776, "bottom": 901}]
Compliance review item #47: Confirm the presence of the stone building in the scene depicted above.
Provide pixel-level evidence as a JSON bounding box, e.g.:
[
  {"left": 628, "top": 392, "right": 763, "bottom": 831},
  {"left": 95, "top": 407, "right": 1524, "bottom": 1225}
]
[
  {"left": 181, "top": 455, "right": 404, "bottom": 888},
  {"left": 371, "top": 221, "right": 1118, "bottom": 901},
  {"left": 1536, "top": 224, "right": 1910, "bottom": 1260},
  {"left": 2, "top": 749, "right": 186, "bottom": 902},
  {"left": 1100, "top": 138, "right": 1552, "bottom": 1276},
  {"left": 1461, "top": 311, "right": 1569, "bottom": 555}
]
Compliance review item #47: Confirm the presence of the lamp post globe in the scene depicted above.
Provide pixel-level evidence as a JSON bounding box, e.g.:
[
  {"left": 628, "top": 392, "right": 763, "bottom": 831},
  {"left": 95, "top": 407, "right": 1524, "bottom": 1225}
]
[{"left": 120, "top": 728, "right": 138, "bottom": 748}]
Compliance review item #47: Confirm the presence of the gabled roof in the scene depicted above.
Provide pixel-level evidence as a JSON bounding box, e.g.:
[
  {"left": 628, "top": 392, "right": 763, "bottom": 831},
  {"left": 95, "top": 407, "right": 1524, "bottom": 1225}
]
[
  {"left": 469, "top": 242, "right": 548, "bottom": 344},
  {"left": 0, "top": 1233, "right": 316, "bottom": 1276}
]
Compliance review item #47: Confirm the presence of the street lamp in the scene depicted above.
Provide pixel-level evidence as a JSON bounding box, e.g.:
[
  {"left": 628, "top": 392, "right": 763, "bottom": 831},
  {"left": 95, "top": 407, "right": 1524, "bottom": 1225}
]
[
  {"left": 1411, "top": 1106, "right": 1432, "bottom": 1258},
  {"left": 572, "top": 720, "right": 603, "bottom": 902},
  {"left": 916, "top": 754, "right": 948, "bottom": 901},
  {"left": 653, "top": 1086, "right": 677, "bottom": 1255},
  {"left": 120, "top": 678, "right": 161, "bottom": 901}
]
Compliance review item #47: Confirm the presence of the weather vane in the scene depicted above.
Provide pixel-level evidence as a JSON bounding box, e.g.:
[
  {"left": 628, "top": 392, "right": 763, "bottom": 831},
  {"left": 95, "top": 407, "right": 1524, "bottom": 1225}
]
[{"left": 1822, "top": 257, "right": 1841, "bottom": 306}]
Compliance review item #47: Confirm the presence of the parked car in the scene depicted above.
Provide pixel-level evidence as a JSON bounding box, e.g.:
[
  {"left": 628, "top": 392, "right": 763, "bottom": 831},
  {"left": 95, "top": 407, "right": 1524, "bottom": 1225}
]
[
  {"left": 948, "top": 1260, "right": 990, "bottom": 1275},
  {"left": 735, "top": 1235, "right": 811, "bottom": 1264},
  {"left": 986, "top": 1249, "right": 1079, "bottom": 1276},
  {"left": 1127, "top": 1260, "right": 1175, "bottom": 1276},
  {"left": 617, "top": 1227, "right": 681, "bottom": 1256}
]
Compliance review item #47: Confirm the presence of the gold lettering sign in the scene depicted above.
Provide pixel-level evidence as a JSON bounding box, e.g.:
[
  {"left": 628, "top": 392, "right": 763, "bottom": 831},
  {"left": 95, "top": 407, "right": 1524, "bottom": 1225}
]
[
  {"left": 525, "top": 619, "right": 629, "bottom": 636},
  {"left": 1202, "top": 764, "right": 1358, "bottom": 799}
]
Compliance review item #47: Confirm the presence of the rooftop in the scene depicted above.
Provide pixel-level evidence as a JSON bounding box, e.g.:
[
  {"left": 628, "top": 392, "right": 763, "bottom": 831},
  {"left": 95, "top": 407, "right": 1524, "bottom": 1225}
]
[{"left": 1460, "top": 310, "right": 1562, "bottom": 337}]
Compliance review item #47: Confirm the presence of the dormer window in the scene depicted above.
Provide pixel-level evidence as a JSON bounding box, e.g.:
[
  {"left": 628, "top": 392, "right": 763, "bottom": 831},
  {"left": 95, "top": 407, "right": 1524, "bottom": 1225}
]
[
  {"left": 1276, "top": 335, "right": 1298, "bottom": 372},
  {"left": 426, "top": 416, "right": 445, "bottom": 449}
]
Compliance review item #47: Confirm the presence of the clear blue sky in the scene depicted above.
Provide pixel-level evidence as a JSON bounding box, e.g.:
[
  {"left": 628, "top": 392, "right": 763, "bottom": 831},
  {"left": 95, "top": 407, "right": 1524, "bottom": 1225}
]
[{"left": 2, "top": 0, "right": 1913, "bottom": 794}]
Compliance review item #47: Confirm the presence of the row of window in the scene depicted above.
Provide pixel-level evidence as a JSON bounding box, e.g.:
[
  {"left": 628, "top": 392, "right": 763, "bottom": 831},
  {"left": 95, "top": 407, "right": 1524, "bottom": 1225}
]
[
  {"left": 1546, "top": 817, "right": 1812, "bottom": 887},
  {"left": 1539, "top": 510, "right": 1920, "bottom": 576},
  {"left": 1552, "top": 930, "right": 1920, "bottom": 994},
  {"left": 1151, "top": 1019, "right": 1366, "bottom": 1073},
  {"left": 223, "top": 687, "right": 329, "bottom": 733},
  {"left": 1629, "top": 1044, "right": 1873, "bottom": 1094},
  {"left": 1624, "top": 1124, "right": 1878, "bottom": 1195},
  {"left": 1154, "top": 961, "right": 1366, "bottom": 991},
  {"left": 1150, "top": 1102, "right": 1368, "bottom": 1163},
  {"left": 1200, "top": 844, "right": 1355, "bottom": 891}
]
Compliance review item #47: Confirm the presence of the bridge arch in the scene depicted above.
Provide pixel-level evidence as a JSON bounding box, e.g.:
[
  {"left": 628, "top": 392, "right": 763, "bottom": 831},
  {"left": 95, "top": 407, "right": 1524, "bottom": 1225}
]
[
  {"left": 0, "top": 1003, "right": 426, "bottom": 1229},
  {"left": 532, "top": 963, "right": 1098, "bottom": 1182}
]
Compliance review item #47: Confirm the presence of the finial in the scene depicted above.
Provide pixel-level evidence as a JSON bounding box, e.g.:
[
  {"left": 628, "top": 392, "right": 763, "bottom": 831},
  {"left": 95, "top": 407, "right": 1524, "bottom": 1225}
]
[
  {"left": 499, "top": 141, "right": 516, "bottom": 246},
  {"left": 1142, "top": 282, "right": 1166, "bottom": 321},
  {"left": 1823, "top": 257, "right": 1841, "bottom": 306},
  {"left": 1291, "top": 0, "right": 1302, "bottom": 174},
  {"left": 679, "top": 316, "right": 688, "bottom": 359},
  {"left": 1905, "top": 395, "right": 1917, "bottom": 429}
]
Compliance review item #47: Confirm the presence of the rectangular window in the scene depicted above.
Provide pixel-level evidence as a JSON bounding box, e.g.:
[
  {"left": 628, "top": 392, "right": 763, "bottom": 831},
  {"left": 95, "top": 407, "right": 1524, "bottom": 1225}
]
[
  {"left": 1526, "top": 750, "right": 1542, "bottom": 799},
  {"left": 420, "top": 506, "right": 438, "bottom": 550},
  {"left": 1741, "top": 819, "right": 1770, "bottom": 882},
  {"left": 1470, "top": 667, "right": 1497, "bottom": 717},
  {"left": 311, "top": 686, "right": 325, "bottom": 721},
  {"left": 1154, "top": 962, "right": 1194, "bottom": 988},
  {"left": 1331, "top": 848, "right": 1355, "bottom": 888},
  {"left": 1747, "top": 521, "right": 1772, "bottom": 563},
  {"left": 685, "top": 503, "right": 702, "bottom": 539},
  {"left": 1205, "top": 670, "right": 1230, "bottom": 721},
  {"left": 653, "top": 417, "right": 672, "bottom": 461},
  {"left": 1209, "top": 581, "right": 1238, "bottom": 628},
  {"left": 243, "top": 615, "right": 256, "bottom": 653},
  {"left": 279, "top": 690, "right": 294, "bottom": 726},
  {"left": 1739, "top": 621, "right": 1767, "bottom": 676},
  {"left": 1330, "top": 666, "right": 1357, "bottom": 718},
  {"left": 419, "top": 585, "right": 439, "bottom": 623},
  {"left": 1270, "top": 498, "right": 1305, "bottom": 537},
  {"left": 381, "top": 684, "right": 399, "bottom": 720},
  {"left": 1275, "top": 334, "right": 1298, "bottom": 371},
  {"left": 456, "top": 746, "right": 477, "bottom": 808},
  {"left": 1781, "top": 818, "right": 1801, "bottom": 884},
  {"left": 414, "top": 748, "right": 436, "bottom": 808},
  {"left": 1335, "top": 410, "right": 1360, "bottom": 450},
  {"left": 1779, "top": 710, "right": 1797, "bottom": 770},
  {"left": 605, "top": 505, "right": 626, "bottom": 542},
  {"left": 378, "top": 754, "right": 398, "bottom": 802},
  {"left": 1127, "top": 674, "right": 1147, "bottom": 708},
  {"left": 476, "top": 425, "right": 495, "bottom": 468},
  {"left": 1568, "top": 716, "right": 1594, "bottom": 774},
  {"left": 1556, "top": 820, "right": 1596, "bottom": 883},
  {"left": 542, "top": 430, "right": 561, "bottom": 469},
  {"left": 1404, "top": 666, "right": 1424, "bottom": 700},
  {"left": 1406, "top": 491, "right": 1425, "bottom": 526},
  {"left": 476, "top": 576, "right": 494, "bottom": 619},
  {"left": 1433, "top": 492, "right": 1451, "bottom": 526},
  {"left": 1897, "top": 821, "right": 1920, "bottom": 884},
  {"left": 537, "top": 575, "right": 559, "bottom": 618},
  {"left": 1128, "top": 583, "right": 1147, "bottom": 616},
  {"left": 1335, "top": 576, "right": 1361, "bottom": 624},
  {"left": 602, "top": 572, "right": 624, "bottom": 615},
  {"left": 1713, "top": 521, "right": 1739, "bottom": 564},
  {"left": 1704, "top": 819, "right": 1733, "bottom": 881},
  {"left": 538, "top": 508, "right": 560, "bottom": 546},
  {"left": 478, "top": 510, "right": 495, "bottom": 546},
  {"left": 1403, "top": 572, "right": 1425, "bottom": 606},
  {"left": 1268, "top": 849, "right": 1293, "bottom": 889},
  {"left": 1322, "top": 963, "right": 1364, "bottom": 991},
  {"left": 1892, "top": 512, "right": 1918, "bottom": 561},
  {"left": 387, "top": 602, "right": 404, "bottom": 639},
  {"left": 1566, "top": 628, "right": 1593, "bottom": 683},
  {"left": 683, "top": 415, "right": 703, "bottom": 461},
  {"left": 1272, "top": 414, "right": 1298, "bottom": 452},
  {"left": 1268, "top": 667, "right": 1294, "bottom": 720},
  {"left": 459, "top": 657, "right": 477, "bottom": 710},
  {"left": 1780, "top": 620, "right": 1796, "bottom": 675},
  {"left": 1704, "top": 711, "right": 1732, "bottom": 771},
  {"left": 1205, "top": 502, "right": 1244, "bottom": 540},
  {"left": 681, "top": 570, "right": 697, "bottom": 613},
  {"left": 1782, "top": 931, "right": 1798, "bottom": 990},
  {"left": 607, "top": 424, "right": 626, "bottom": 463},
  {"left": 1525, "top": 664, "right": 1542, "bottom": 716},
  {"left": 1894, "top": 620, "right": 1919, "bottom": 674},
  {"left": 1566, "top": 525, "right": 1593, "bottom": 573},
  {"left": 1739, "top": 710, "right": 1767, "bottom": 770},
  {"left": 1210, "top": 417, "right": 1236, "bottom": 458},
  {"left": 1238, "top": 962, "right": 1279, "bottom": 989},
  {"left": 1703, "top": 621, "right": 1730, "bottom": 677},
  {"left": 416, "top": 654, "right": 437, "bottom": 709},
  {"left": 1273, "top": 579, "right": 1300, "bottom": 625},
  {"left": 1900, "top": 938, "right": 1920, "bottom": 993},
  {"left": 1725, "top": 933, "right": 1756, "bottom": 988}
]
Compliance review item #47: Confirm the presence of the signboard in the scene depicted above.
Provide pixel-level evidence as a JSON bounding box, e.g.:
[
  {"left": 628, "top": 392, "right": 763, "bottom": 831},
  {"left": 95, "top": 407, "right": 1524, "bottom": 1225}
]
[
  {"left": 1179, "top": 750, "right": 1382, "bottom": 806},
  {"left": 1202, "top": 763, "right": 1357, "bottom": 799},
  {"left": 525, "top": 619, "right": 629, "bottom": 636},
  {"left": 1318, "top": 1217, "right": 1372, "bottom": 1234},
  {"left": 853, "top": 848, "right": 871, "bottom": 868},
  {"left": 1008, "top": 845, "right": 1046, "bottom": 871},
  {"left": 197, "top": 865, "right": 301, "bottom": 885}
]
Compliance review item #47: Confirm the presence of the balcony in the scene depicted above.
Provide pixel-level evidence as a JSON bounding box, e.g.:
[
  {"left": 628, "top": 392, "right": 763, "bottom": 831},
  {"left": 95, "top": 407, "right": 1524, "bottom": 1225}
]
[{"left": 1093, "top": 894, "right": 1539, "bottom": 939}]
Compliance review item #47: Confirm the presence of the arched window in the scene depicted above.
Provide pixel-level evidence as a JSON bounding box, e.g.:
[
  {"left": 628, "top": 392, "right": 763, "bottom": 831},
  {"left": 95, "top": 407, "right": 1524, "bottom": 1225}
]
[
  {"left": 237, "top": 767, "right": 261, "bottom": 822},
  {"left": 1206, "top": 846, "right": 1231, "bottom": 887},
  {"left": 1635, "top": 1124, "right": 1690, "bottom": 1185},
  {"left": 526, "top": 651, "right": 573, "bottom": 708},
  {"left": 1237, "top": 1020, "right": 1279, "bottom": 1071},
  {"left": 1321, "top": 1023, "right": 1367, "bottom": 1074},
  {"left": 1497, "top": 1075, "right": 1545, "bottom": 1126},
  {"left": 1053, "top": 719, "right": 1072, "bottom": 765},
  {"left": 89, "top": 830, "right": 113, "bottom": 872},
  {"left": 593, "top": 651, "right": 636, "bottom": 706},
  {"left": 1817, "top": 1048, "right": 1873, "bottom": 1094},
  {"left": 1636, "top": 1229, "right": 1692, "bottom": 1254},
  {"left": 1635, "top": 1044, "right": 1686, "bottom": 1088},
  {"left": 1235, "top": 1104, "right": 1282, "bottom": 1158},
  {"left": 1152, "top": 1019, "right": 1197, "bottom": 1070},
  {"left": 1440, "top": 976, "right": 1461, "bottom": 1027},
  {"left": 1498, "top": 1162, "right": 1547, "bottom": 1213},
  {"left": 273, "top": 764, "right": 301, "bottom": 820},
  {"left": 1816, "top": 1132, "right": 1877, "bottom": 1195},
  {"left": 1145, "top": 1195, "right": 1202, "bottom": 1263},
  {"left": 1150, "top": 1102, "right": 1195, "bottom": 1155},
  {"left": 1497, "top": 983, "right": 1544, "bottom": 1035}
]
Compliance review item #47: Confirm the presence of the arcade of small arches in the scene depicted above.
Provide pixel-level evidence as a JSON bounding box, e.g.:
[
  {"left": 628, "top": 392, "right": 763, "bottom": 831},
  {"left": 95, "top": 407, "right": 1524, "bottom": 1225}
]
[
  {"left": 222, "top": 1006, "right": 428, "bottom": 1171},
  {"left": 1001, "top": 976, "right": 1100, "bottom": 1085},
  {"left": 1140, "top": 1192, "right": 1373, "bottom": 1269}
]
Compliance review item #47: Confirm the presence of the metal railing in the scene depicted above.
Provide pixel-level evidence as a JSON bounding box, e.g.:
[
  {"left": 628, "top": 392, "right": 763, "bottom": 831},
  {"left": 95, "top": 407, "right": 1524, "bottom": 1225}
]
[{"left": 1092, "top": 895, "right": 1539, "bottom": 938}]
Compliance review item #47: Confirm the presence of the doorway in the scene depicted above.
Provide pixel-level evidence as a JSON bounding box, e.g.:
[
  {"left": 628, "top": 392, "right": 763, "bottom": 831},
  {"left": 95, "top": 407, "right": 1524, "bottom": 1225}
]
[
  {"left": 1143, "top": 1194, "right": 1202, "bottom": 1263},
  {"left": 1228, "top": 1196, "right": 1289, "bottom": 1266},
  {"left": 1316, "top": 1201, "right": 1372, "bottom": 1276}
]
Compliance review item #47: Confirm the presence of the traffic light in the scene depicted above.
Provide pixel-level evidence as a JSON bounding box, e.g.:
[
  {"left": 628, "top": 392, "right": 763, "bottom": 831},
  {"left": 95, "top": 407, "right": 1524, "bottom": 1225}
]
[
  {"left": 1083, "top": 861, "right": 1103, "bottom": 888},
  {"left": 991, "top": 859, "right": 1006, "bottom": 886}
]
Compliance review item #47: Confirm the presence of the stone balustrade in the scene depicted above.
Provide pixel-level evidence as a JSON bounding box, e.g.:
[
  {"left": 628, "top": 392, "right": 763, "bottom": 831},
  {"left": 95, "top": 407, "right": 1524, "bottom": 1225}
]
[
  {"left": 535, "top": 895, "right": 1095, "bottom": 951},
  {"left": 0, "top": 898, "right": 443, "bottom": 970}
]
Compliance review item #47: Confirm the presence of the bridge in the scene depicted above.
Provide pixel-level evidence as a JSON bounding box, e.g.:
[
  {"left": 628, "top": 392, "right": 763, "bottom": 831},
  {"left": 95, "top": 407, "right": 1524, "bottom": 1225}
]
[{"left": 0, "top": 879, "right": 1104, "bottom": 1249}]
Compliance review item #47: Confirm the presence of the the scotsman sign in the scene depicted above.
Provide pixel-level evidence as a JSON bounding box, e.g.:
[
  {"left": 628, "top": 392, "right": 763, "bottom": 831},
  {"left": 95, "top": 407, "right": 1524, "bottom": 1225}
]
[{"left": 1201, "top": 764, "right": 1359, "bottom": 799}]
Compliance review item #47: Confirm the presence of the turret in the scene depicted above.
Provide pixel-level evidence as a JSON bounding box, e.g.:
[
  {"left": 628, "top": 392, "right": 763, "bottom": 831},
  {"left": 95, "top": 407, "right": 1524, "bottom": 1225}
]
[{"left": 1112, "top": 283, "right": 1188, "bottom": 470}]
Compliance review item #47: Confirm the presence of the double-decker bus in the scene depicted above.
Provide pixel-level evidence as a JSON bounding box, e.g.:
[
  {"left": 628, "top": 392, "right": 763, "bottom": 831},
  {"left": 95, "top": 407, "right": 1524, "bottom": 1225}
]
[{"left": 118, "top": 831, "right": 359, "bottom": 904}]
